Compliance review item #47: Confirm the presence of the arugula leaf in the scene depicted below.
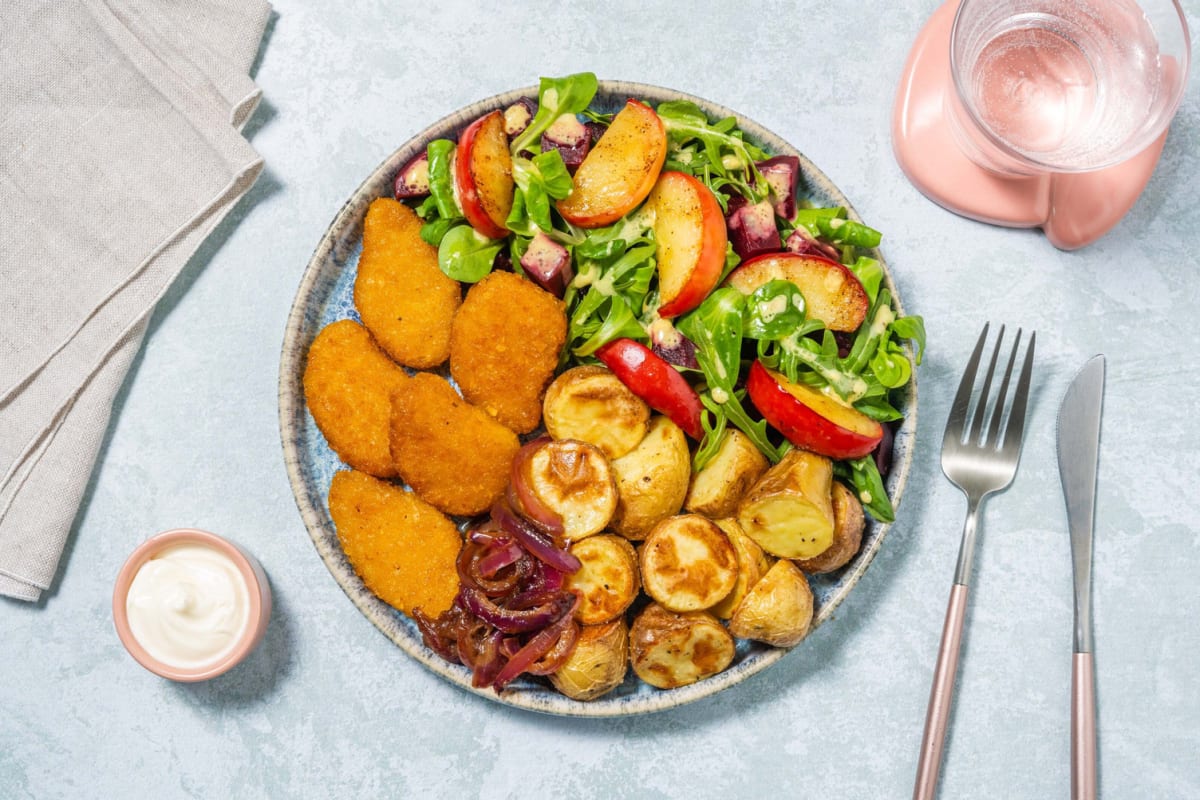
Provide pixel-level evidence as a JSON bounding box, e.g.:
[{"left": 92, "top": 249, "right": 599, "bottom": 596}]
[
  {"left": 847, "top": 256, "right": 884, "bottom": 303},
  {"left": 438, "top": 224, "right": 502, "bottom": 282},
  {"left": 507, "top": 148, "right": 575, "bottom": 235},
  {"left": 891, "top": 315, "right": 927, "bottom": 364},
  {"left": 510, "top": 72, "right": 599, "bottom": 156},
  {"left": 656, "top": 100, "right": 768, "bottom": 203},
  {"left": 836, "top": 458, "right": 895, "bottom": 523},
  {"left": 817, "top": 216, "right": 882, "bottom": 249},
  {"left": 743, "top": 280, "right": 805, "bottom": 340},
  {"left": 426, "top": 139, "right": 461, "bottom": 221}
]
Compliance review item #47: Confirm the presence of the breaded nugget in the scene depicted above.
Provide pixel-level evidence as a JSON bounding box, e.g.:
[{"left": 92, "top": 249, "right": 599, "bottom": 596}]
[
  {"left": 450, "top": 271, "right": 567, "bottom": 433},
  {"left": 304, "top": 319, "right": 408, "bottom": 478},
  {"left": 389, "top": 372, "right": 519, "bottom": 516},
  {"left": 355, "top": 198, "right": 462, "bottom": 368},
  {"left": 328, "top": 470, "right": 461, "bottom": 618}
]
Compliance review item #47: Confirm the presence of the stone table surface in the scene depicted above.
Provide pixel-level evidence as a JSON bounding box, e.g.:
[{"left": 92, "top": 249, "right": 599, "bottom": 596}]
[{"left": 3, "top": 1, "right": 1198, "bottom": 797}]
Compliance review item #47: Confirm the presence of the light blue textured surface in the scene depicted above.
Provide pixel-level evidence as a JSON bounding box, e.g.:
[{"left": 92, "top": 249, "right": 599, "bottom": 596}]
[{"left": 3, "top": 0, "right": 1198, "bottom": 796}]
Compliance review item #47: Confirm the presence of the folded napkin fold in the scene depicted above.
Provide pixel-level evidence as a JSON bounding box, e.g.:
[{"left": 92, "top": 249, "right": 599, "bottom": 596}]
[{"left": 0, "top": 0, "right": 271, "bottom": 601}]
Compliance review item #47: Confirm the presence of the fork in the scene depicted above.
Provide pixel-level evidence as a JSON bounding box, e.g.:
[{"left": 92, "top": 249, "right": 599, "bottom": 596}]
[{"left": 913, "top": 323, "right": 1036, "bottom": 800}]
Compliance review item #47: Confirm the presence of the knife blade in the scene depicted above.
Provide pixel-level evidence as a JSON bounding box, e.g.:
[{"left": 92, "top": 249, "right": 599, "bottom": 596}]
[
  {"left": 1058, "top": 354, "right": 1104, "bottom": 800},
  {"left": 1057, "top": 355, "right": 1105, "bottom": 654}
]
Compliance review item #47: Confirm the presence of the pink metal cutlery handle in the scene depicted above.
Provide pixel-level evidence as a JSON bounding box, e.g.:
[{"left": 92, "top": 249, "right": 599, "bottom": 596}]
[
  {"left": 1072, "top": 652, "right": 1097, "bottom": 800},
  {"left": 913, "top": 584, "right": 969, "bottom": 800}
]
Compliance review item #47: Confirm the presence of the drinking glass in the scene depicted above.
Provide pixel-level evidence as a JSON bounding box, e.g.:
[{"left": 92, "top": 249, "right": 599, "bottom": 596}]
[{"left": 947, "top": 0, "right": 1190, "bottom": 176}]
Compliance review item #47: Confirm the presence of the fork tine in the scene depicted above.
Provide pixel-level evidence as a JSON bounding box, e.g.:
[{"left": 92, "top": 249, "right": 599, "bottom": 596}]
[
  {"left": 1000, "top": 331, "right": 1036, "bottom": 460},
  {"left": 967, "top": 325, "right": 1006, "bottom": 446},
  {"left": 943, "top": 323, "right": 991, "bottom": 447},
  {"left": 984, "top": 329, "right": 1023, "bottom": 448}
]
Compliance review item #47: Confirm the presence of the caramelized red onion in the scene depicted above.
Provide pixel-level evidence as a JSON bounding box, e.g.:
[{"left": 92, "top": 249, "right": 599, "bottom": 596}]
[
  {"left": 492, "top": 499, "right": 581, "bottom": 574},
  {"left": 414, "top": 452, "right": 588, "bottom": 692}
]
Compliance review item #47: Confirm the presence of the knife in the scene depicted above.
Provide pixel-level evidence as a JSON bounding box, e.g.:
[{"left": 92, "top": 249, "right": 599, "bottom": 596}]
[{"left": 1057, "top": 355, "right": 1105, "bottom": 800}]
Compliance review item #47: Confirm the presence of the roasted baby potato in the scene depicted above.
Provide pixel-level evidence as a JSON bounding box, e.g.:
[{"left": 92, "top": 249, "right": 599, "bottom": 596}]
[
  {"left": 542, "top": 365, "right": 650, "bottom": 459},
  {"left": 610, "top": 416, "right": 690, "bottom": 540},
  {"left": 566, "top": 534, "right": 640, "bottom": 624},
  {"left": 737, "top": 448, "right": 835, "bottom": 559},
  {"left": 549, "top": 620, "right": 629, "bottom": 701},
  {"left": 795, "top": 482, "right": 865, "bottom": 574},
  {"left": 709, "top": 518, "right": 773, "bottom": 620},
  {"left": 303, "top": 319, "right": 408, "bottom": 478},
  {"left": 629, "top": 603, "right": 735, "bottom": 689},
  {"left": 354, "top": 198, "right": 461, "bottom": 368},
  {"left": 328, "top": 470, "right": 462, "bottom": 618},
  {"left": 389, "top": 372, "right": 519, "bottom": 516},
  {"left": 683, "top": 429, "right": 770, "bottom": 518},
  {"left": 640, "top": 514, "right": 738, "bottom": 612},
  {"left": 728, "top": 560, "right": 814, "bottom": 648},
  {"left": 525, "top": 439, "right": 617, "bottom": 540},
  {"left": 450, "top": 271, "right": 567, "bottom": 434}
]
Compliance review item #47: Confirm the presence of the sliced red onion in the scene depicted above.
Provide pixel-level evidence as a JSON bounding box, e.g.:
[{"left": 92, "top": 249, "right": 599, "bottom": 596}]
[
  {"left": 491, "top": 593, "right": 581, "bottom": 689},
  {"left": 525, "top": 618, "right": 580, "bottom": 676},
  {"left": 412, "top": 607, "right": 461, "bottom": 664},
  {"left": 507, "top": 438, "right": 564, "bottom": 536},
  {"left": 459, "top": 586, "right": 566, "bottom": 634},
  {"left": 506, "top": 560, "right": 565, "bottom": 610},
  {"left": 492, "top": 500, "right": 580, "bottom": 574},
  {"left": 476, "top": 539, "right": 525, "bottom": 578},
  {"left": 470, "top": 630, "right": 506, "bottom": 688}
]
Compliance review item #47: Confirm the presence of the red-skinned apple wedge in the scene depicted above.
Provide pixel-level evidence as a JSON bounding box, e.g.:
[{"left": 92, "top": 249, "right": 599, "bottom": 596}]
[
  {"left": 746, "top": 361, "right": 882, "bottom": 459},
  {"left": 456, "top": 110, "right": 514, "bottom": 239},
  {"left": 595, "top": 338, "right": 704, "bottom": 440},
  {"left": 725, "top": 252, "right": 868, "bottom": 332},
  {"left": 556, "top": 100, "right": 666, "bottom": 228},
  {"left": 650, "top": 171, "right": 728, "bottom": 318}
]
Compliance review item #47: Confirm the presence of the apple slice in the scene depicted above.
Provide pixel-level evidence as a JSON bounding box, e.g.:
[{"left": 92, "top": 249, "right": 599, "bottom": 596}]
[
  {"left": 456, "top": 110, "right": 514, "bottom": 239},
  {"left": 746, "top": 361, "right": 882, "bottom": 459},
  {"left": 649, "top": 171, "right": 728, "bottom": 318},
  {"left": 725, "top": 252, "right": 868, "bottom": 332},
  {"left": 595, "top": 338, "right": 703, "bottom": 440},
  {"left": 556, "top": 99, "right": 666, "bottom": 228}
]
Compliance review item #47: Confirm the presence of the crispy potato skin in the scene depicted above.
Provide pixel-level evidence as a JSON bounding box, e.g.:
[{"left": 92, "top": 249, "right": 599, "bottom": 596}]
[
  {"left": 526, "top": 439, "right": 617, "bottom": 541},
  {"left": 543, "top": 365, "right": 650, "bottom": 459},
  {"left": 640, "top": 514, "right": 738, "bottom": 612},
  {"left": 355, "top": 198, "right": 461, "bottom": 368},
  {"left": 629, "top": 604, "right": 735, "bottom": 689},
  {"left": 389, "top": 372, "right": 519, "bottom": 516},
  {"left": 737, "top": 448, "right": 836, "bottom": 559},
  {"left": 795, "top": 482, "right": 865, "bottom": 574},
  {"left": 328, "top": 470, "right": 462, "bottom": 618},
  {"left": 303, "top": 320, "right": 408, "bottom": 478},
  {"left": 728, "top": 560, "right": 813, "bottom": 647},
  {"left": 684, "top": 429, "right": 770, "bottom": 519},
  {"left": 450, "top": 271, "right": 567, "bottom": 434},
  {"left": 550, "top": 620, "right": 629, "bottom": 701},
  {"left": 709, "top": 518, "right": 773, "bottom": 620},
  {"left": 610, "top": 416, "right": 691, "bottom": 540},
  {"left": 566, "top": 534, "right": 640, "bottom": 624}
]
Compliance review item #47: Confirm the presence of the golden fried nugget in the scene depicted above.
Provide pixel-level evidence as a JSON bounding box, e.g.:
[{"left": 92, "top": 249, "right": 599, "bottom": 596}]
[
  {"left": 355, "top": 198, "right": 462, "bottom": 368},
  {"left": 449, "top": 271, "right": 567, "bottom": 434},
  {"left": 328, "top": 470, "right": 462, "bottom": 618},
  {"left": 303, "top": 320, "right": 408, "bottom": 478},
  {"left": 389, "top": 372, "right": 519, "bottom": 516}
]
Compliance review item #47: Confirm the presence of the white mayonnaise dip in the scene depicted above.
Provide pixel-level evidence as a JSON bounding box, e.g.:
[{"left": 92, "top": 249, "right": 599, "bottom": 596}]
[{"left": 125, "top": 543, "right": 251, "bottom": 669}]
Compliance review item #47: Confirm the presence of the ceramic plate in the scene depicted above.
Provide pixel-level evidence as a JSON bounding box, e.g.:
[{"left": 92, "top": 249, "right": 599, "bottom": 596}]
[{"left": 279, "top": 81, "right": 917, "bottom": 717}]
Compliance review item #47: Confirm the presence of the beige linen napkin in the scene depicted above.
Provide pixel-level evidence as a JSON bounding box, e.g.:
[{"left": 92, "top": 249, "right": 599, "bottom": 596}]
[{"left": 0, "top": 0, "right": 271, "bottom": 601}]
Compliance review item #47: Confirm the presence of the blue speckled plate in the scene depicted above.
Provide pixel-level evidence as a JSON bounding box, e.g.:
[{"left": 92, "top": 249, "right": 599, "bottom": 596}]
[{"left": 278, "top": 81, "right": 917, "bottom": 717}]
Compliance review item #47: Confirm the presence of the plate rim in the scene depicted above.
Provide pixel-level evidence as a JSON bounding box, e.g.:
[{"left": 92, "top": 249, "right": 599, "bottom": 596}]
[{"left": 278, "top": 79, "right": 917, "bottom": 717}]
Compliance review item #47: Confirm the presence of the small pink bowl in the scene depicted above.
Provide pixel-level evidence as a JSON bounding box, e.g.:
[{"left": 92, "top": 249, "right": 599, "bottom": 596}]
[{"left": 113, "top": 528, "right": 272, "bottom": 682}]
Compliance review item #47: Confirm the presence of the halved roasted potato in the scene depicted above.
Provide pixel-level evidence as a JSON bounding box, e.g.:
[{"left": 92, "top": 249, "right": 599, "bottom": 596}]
[
  {"left": 525, "top": 439, "right": 617, "bottom": 541},
  {"left": 709, "top": 518, "right": 773, "bottom": 620},
  {"left": 795, "top": 481, "right": 865, "bottom": 574},
  {"left": 549, "top": 620, "right": 629, "bottom": 701},
  {"left": 566, "top": 534, "right": 640, "bottom": 624},
  {"left": 728, "top": 559, "right": 814, "bottom": 647},
  {"left": 737, "top": 448, "right": 835, "bottom": 559},
  {"left": 629, "top": 603, "right": 735, "bottom": 689},
  {"left": 542, "top": 365, "right": 650, "bottom": 459},
  {"left": 683, "top": 428, "right": 770, "bottom": 518},
  {"left": 640, "top": 514, "right": 738, "bottom": 612},
  {"left": 610, "top": 416, "right": 690, "bottom": 540}
]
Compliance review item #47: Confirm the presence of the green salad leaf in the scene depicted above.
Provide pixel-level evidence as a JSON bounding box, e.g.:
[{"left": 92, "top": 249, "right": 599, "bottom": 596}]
[{"left": 438, "top": 224, "right": 503, "bottom": 282}]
